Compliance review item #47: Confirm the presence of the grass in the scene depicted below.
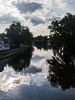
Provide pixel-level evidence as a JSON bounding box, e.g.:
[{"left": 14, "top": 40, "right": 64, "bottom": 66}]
[{"left": 0, "top": 46, "right": 30, "bottom": 59}]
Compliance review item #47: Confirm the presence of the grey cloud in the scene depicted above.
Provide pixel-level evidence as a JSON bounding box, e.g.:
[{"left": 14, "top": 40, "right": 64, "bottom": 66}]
[
  {"left": 30, "top": 16, "right": 45, "bottom": 25},
  {"left": 32, "top": 55, "right": 44, "bottom": 61},
  {"left": 46, "top": 17, "right": 60, "bottom": 22},
  {"left": 45, "top": 12, "right": 61, "bottom": 22},
  {"left": 24, "top": 16, "right": 30, "bottom": 20},
  {"left": 24, "top": 66, "right": 42, "bottom": 74},
  {"left": 67, "top": 0, "right": 75, "bottom": 5},
  {"left": 0, "top": 14, "right": 18, "bottom": 24},
  {"left": 12, "top": 1, "right": 43, "bottom": 14}
]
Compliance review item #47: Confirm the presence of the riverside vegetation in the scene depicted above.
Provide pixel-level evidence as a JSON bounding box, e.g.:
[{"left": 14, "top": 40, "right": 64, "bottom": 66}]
[
  {"left": 48, "top": 13, "right": 75, "bottom": 55},
  {"left": 0, "top": 21, "right": 33, "bottom": 47}
]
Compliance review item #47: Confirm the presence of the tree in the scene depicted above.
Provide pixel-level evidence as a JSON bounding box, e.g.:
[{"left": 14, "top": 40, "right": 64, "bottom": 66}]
[
  {"left": 5, "top": 21, "right": 33, "bottom": 46},
  {"left": 48, "top": 13, "right": 75, "bottom": 53},
  {"left": 20, "top": 26, "right": 33, "bottom": 45},
  {"left": 0, "top": 33, "right": 6, "bottom": 38},
  {"left": 34, "top": 35, "right": 48, "bottom": 45},
  {"left": 5, "top": 21, "right": 21, "bottom": 46},
  {"left": 35, "top": 35, "right": 43, "bottom": 41}
]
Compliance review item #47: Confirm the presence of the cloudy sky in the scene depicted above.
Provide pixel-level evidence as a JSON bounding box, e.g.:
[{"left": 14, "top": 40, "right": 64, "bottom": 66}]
[{"left": 0, "top": 0, "right": 75, "bottom": 37}]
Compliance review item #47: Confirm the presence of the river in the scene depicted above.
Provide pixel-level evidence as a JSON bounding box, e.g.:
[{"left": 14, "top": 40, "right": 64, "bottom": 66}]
[{"left": 0, "top": 46, "right": 75, "bottom": 100}]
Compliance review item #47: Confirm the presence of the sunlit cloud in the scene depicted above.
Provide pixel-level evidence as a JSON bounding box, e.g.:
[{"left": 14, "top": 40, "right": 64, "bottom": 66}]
[
  {"left": 30, "top": 16, "right": 45, "bottom": 25},
  {"left": 0, "top": 0, "right": 75, "bottom": 36},
  {"left": 54, "top": 0, "right": 67, "bottom": 8}
]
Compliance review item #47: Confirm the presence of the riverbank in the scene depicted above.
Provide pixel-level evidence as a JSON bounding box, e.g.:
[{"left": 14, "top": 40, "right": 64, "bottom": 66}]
[{"left": 0, "top": 45, "right": 30, "bottom": 60}]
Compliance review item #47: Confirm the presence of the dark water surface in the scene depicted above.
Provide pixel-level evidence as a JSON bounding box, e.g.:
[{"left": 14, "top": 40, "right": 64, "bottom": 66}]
[{"left": 0, "top": 46, "right": 75, "bottom": 100}]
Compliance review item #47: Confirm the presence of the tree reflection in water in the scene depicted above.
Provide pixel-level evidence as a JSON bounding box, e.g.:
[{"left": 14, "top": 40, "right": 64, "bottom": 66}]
[
  {"left": 47, "top": 53, "right": 75, "bottom": 90},
  {"left": 0, "top": 46, "right": 34, "bottom": 72},
  {"left": 8, "top": 46, "right": 34, "bottom": 71}
]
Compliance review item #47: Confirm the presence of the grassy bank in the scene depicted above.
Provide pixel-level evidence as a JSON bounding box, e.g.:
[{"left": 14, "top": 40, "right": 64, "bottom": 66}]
[{"left": 0, "top": 46, "right": 30, "bottom": 60}]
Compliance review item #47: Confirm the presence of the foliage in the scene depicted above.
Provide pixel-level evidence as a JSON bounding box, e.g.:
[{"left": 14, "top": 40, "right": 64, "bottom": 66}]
[
  {"left": 0, "top": 33, "right": 6, "bottom": 38},
  {"left": 34, "top": 35, "right": 48, "bottom": 45},
  {"left": 5, "top": 21, "right": 33, "bottom": 46},
  {"left": 42, "top": 36, "right": 47, "bottom": 43},
  {"left": 48, "top": 13, "right": 75, "bottom": 53},
  {"left": 35, "top": 35, "right": 43, "bottom": 40},
  {"left": 10, "top": 44, "right": 18, "bottom": 49},
  {"left": 20, "top": 26, "right": 33, "bottom": 45}
]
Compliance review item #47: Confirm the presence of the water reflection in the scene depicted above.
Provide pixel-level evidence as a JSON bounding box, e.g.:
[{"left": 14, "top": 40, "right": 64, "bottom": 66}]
[
  {"left": 0, "top": 46, "right": 35, "bottom": 92},
  {"left": 0, "top": 46, "right": 34, "bottom": 72},
  {"left": 0, "top": 46, "right": 75, "bottom": 100},
  {"left": 35, "top": 44, "right": 50, "bottom": 51},
  {"left": 0, "top": 46, "right": 51, "bottom": 92},
  {"left": 8, "top": 46, "right": 34, "bottom": 71},
  {"left": 47, "top": 53, "right": 75, "bottom": 90}
]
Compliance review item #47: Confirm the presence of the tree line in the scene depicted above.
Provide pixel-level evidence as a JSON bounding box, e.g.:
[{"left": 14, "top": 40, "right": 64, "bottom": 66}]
[
  {"left": 34, "top": 35, "right": 48, "bottom": 45},
  {"left": 0, "top": 21, "right": 33, "bottom": 47},
  {"left": 48, "top": 13, "right": 75, "bottom": 54}
]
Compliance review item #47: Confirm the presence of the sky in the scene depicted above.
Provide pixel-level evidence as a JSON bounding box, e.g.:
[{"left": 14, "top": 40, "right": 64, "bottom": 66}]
[{"left": 0, "top": 0, "right": 75, "bottom": 37}]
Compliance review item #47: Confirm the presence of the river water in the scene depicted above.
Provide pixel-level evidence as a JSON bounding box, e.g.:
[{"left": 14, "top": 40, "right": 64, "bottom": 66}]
[{"left": 0, "top": 46, "right": 75, "bottom": 100}]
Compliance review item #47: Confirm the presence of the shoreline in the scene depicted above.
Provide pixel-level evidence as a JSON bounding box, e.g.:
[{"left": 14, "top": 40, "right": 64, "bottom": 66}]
[{"left": 0, "top": 46, "right": 30, "bottom": 60}]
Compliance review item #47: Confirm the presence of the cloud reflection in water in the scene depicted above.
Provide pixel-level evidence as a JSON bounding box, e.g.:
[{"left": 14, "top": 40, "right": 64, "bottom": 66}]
[{"left": 0, "top": 46, "right": 53, "bottom": 92}]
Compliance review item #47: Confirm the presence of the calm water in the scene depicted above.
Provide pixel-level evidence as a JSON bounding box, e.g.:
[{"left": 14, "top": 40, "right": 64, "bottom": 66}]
[{"left": 0, "top": 46, "right": 75, "bottom": 100}]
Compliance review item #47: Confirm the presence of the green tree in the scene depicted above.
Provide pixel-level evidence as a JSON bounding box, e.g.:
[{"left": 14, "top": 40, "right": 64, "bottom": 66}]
[
  {"left": 5, "top": 21, "right": 33, "bottom": 46},
  {"left": 48, "top": 13, "right": 75, "bottom": 53},
  {"left": 35, "top": 35, "right": 43, "bottom": 41},
  {"left": 0, "top": 33, "right": 6, "bottom": 38},
  {"left": 20, "top": 26, "right": 33, "bottom": 45},
  {"left": 5, "top": 21, "right": 21, "bottom": 46},
  {"left": 42, "top": 36, "right": 47, "bottom": 43}
]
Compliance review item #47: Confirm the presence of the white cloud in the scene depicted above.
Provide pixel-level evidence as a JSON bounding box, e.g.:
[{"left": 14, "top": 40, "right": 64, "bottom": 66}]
[
  {"left": 0, "top": 0, "right": 75, "bottom": 36},
  {"left": 0, "top": 46, "right": 53, "bottom": 92},
  {"left": 54, "top": 0, "right": 67, "bottom": 8}
]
